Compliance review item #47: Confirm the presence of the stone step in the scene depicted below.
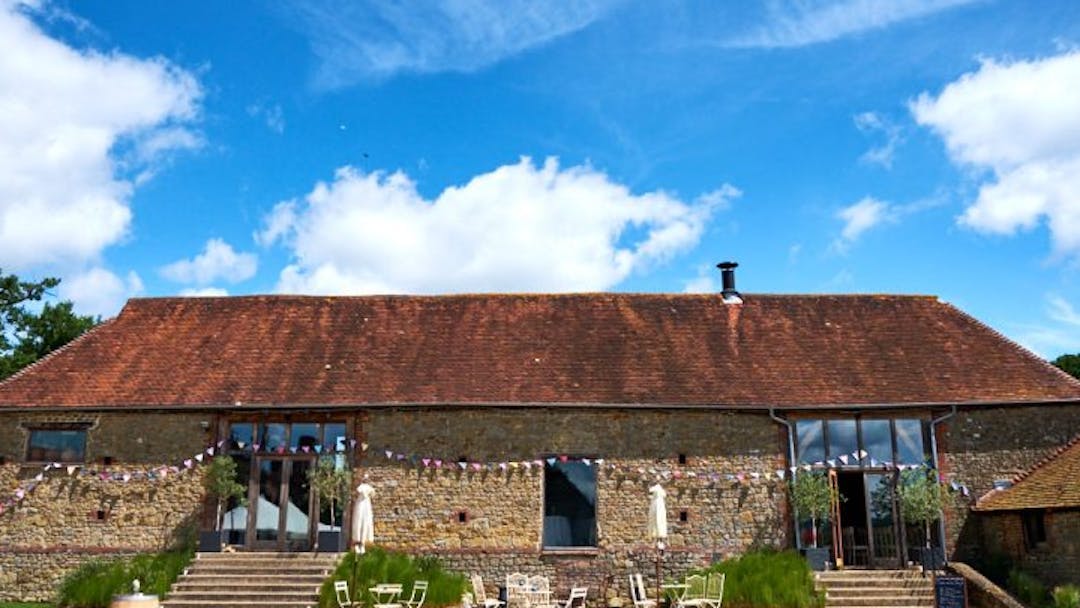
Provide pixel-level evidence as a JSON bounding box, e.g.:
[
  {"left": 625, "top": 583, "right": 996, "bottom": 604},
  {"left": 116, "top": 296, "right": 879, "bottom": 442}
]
[
  {"left": 824, "top": 596, "right": 935, "bottom": 606},
  {"left": 167, "top": 591, "right": 319, "bottom": 601},
  {"left": 172, "top": 581, "right": 324, "bottom": 592},
  {"left": 820, "top": 578, "right": 932, "bottom": 586},
  {"left": 818, "top": 571, "right": 924, "bottom": 578},
  {"left": 194, "top": 553, "right": 340, "bottom": 562},
  {"left": 183, "top": 565, "right": 332, "bottom": 575},
  {"left": 826, "top": 588, "right": 934, "bottom": 597},
  {"left": 162, "top": 602, "right": 317, "bottom": 608}
]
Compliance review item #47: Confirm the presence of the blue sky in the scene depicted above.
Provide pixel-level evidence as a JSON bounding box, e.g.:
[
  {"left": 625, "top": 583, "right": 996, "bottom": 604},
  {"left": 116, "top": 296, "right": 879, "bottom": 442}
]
[{"left": 4, "top": 0, "right": 1080, "bottom": 357}]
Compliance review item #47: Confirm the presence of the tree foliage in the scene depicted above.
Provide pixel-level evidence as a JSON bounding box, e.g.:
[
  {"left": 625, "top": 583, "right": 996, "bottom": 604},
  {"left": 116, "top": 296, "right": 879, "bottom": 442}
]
[
  {"left": 0, "top": 268, "right": 97, "bottom": 380},
  {"left": 308, "top": 457, "right": 352, "bottom": 527},
  {"left": 1052, "top": 354, "right": 1080, "bottom": 380}
]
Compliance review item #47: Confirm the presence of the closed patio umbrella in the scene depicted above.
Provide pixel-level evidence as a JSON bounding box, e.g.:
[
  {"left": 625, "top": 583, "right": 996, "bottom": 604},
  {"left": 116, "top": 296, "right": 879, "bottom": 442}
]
[
  {"left": 649, "top": 484, "right": 668, "bottom": 603},
  {"left": 352, "top": 482, "right": 375, "bottom": 554}
]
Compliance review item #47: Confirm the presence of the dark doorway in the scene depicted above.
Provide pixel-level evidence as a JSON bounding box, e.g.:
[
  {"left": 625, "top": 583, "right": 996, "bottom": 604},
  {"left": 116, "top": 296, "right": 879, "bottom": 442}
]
[{"left": 837, "top": 472, "right": 870, "bottom": 567}]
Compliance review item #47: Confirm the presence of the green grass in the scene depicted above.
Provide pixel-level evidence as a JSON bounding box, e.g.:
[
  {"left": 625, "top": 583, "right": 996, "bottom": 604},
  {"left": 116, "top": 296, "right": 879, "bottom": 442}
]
[
  {"left": 0, "top": 604, "right": 56, "bottom": 607},
  {"left": 694, "top": 549, "right": 825, "bottom": 608},
  {"left": 319, "top": 548, "right": 467, "bottom": 608},
  {"left": 55, "top": 548, "right": 194, "bottom": 608}
]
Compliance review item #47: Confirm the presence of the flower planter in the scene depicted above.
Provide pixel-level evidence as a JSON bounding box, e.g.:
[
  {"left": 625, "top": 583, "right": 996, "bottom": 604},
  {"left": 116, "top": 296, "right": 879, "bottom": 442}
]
[
  {"left": 318, "top": 530, "right": 344, "bottom": 552},
  {"left": 198, "top": 530, "right": 222, "bottom": 552},
  {"left": 803, "top": 547, "right": 830, "bottom": 571}
]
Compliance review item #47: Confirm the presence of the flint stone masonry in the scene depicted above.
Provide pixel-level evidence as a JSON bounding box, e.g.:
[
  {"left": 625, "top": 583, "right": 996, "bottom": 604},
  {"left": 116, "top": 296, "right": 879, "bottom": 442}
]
[
  {"left": 365, "top": 408, "right": 787, "bottom": 592},
  {"left": 0, "top": 411, "right": 210, "bottom": 602},
  {"left": 938, "top": 404, "right": 1080, "bottom": 563},
  {"left": 972, "top": 510, "right": 1080, "bottom": 587}
]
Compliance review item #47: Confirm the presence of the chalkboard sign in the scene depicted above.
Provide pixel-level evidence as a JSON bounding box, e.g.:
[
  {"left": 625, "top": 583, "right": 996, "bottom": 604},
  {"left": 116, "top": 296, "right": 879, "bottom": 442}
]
[{"left": 935, "top": 576, "right": 967, "bottom": 608}]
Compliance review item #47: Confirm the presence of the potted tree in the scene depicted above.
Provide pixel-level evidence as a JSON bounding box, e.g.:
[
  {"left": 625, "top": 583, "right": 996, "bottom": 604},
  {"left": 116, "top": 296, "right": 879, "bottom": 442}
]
[
  {"left": 309, "top": 457, "right": 352, "bottom": 552},
  {"left": 201, "top": 455, "right": 247, "bottom": 552},
  {"left": 897, "top": 468, "right": 947, "bottom": 571},
  {"left": 790, "top": 470, "right": 839, "bottom": 571}
]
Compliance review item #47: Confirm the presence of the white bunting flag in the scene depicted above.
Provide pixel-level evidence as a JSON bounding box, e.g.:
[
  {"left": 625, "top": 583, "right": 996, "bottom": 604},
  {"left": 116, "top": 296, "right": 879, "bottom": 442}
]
[{"left": 194, "top": 453, "right": 204, "bottom": 463}]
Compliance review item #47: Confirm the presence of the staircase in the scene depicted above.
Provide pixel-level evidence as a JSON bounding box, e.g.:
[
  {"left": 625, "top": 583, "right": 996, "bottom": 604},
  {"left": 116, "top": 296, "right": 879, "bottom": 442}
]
[
  {"left": 162, "top": 552, "right": 341, "bottom": 608},
  {"left": 817, "top": 570, "right": 935, "bottom": 608}
]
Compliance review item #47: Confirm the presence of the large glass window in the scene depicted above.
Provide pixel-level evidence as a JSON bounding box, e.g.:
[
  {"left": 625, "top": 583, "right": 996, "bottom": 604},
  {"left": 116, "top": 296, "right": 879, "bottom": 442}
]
[
  {"left": 827, "top": 420, "right": 858, "bottom": 463},
  {"left": 290, "top": 423, "right": 320, "bottom": 451},
  {"left": 26, "top": 428, "right": 86, "bottom": 462},
  {"left": 259, "top": 423, "right": 288, "bottom": 452},
  {"left": 861, "top": 419, "right": 892, "bottom": 466},
  {"left": 894, "top": 419, "right": 926, "bottom": 465},
  {"left": 796, "top": 420, "right": 825, "bottom": 464},
  {"left": 543, "top": 460, "right": 596, "bottom": 548},
  {"left": 227, "top": 422, "right": 254, "bottom": 451}
]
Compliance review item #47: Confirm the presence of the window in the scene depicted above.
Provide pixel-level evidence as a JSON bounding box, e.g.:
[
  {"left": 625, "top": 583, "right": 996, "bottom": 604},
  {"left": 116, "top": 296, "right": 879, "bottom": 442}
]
[
  {"left": 827, "top": 420, "right": 858, "bottom": 463},
  {"left": 895, "top": 419, "right": 927, "bottom": 465},
  {"left": 543, "top": 459, "right": 596, "bottom": 548},
  {"left": 26, "top": 428, "right": 87, "bottom": 462},
  {"left": 860, "top": 419, "right": 892, "bottom": 465},
  {"left": 796, "top": 420, "right": 825, "bottom": 464},
  {"left": 1022, "top": 510, "right": 1047, "bottom": 550}
]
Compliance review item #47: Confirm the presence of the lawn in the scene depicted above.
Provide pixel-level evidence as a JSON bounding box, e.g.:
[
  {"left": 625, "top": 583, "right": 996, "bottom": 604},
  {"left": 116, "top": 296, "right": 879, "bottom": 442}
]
[{"left": 0, "top": 603, "right": 55, "bottom": 607}]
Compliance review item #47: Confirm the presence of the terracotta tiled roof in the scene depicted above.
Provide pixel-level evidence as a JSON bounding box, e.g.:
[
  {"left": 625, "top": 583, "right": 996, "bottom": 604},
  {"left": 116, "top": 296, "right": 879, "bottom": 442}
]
[
  {"left": 974, "top": 434, "right": 1080, "bottom": 511},
  {"left": 0, "top": 293, "right": 1078, "bottom": 409}
]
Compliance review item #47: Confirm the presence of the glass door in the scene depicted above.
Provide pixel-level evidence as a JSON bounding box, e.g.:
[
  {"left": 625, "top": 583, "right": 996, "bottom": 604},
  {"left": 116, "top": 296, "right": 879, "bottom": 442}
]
[
  {"left": 250, "top": 457, "right": 314, "bottom": 550},
  {"left": 865, "top": 472, "right": 902, "bottom": 568}
]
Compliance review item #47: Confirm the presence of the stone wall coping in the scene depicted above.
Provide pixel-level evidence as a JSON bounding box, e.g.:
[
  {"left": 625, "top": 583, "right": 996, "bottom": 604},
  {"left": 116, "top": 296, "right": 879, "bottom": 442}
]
[
  {"left": 0, "top": 545, "right": 142, "bottom": 554},
  {"left": 949, "top": 562, "right": 1025, "bottom": 608}
]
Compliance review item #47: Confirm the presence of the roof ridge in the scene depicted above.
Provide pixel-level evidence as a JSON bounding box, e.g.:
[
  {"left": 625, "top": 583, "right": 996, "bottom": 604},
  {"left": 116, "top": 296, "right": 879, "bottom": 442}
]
[
  {"left": 0, "top": 317, "right": 116, "bottom": 387},
  {"left": 975, "top": 432, "right": 1080, "bottom": 510},
  {"left": 125, "top": 292, "right": 941, "bottom": 303},
  {"left": 939, "top": 301, "right": 1080, "bottom": 389}
]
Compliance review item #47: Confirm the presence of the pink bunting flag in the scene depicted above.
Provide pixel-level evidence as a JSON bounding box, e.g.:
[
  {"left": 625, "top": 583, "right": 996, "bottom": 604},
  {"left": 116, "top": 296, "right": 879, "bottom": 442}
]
[
  {"left": 472, "top": 463, "right": 482, "bottom": 471},
  {"left": 301, "top": 446, "right": 310, "bottom": 453},
  {"left": 499, "top": 462, "right": 508, "bottom": 471},
  {"left": 523, "top": 461, "right": 532, "bottom": 470},
  {"left": 434, "top": 459, "right": 443, "bottom": 468},
  {"left": 183, "top": 459, "right": 193, "bottom": 468},
  {"left": 252, "top": 443, "right": 260, "bottom": 452},
  {"left": 422, "top": 458, "right": 431, "bottom": 467},
  {"left": 396, "top": 454, "right": 406, "bottom": 461},
  {"left": 533, "top": 459, "right": 543, "bottom": 466},
  {"left": 559, "top": 455, "right": 569, "bottom": 463},
  {"left": 15, "top": 489, "right": 25, "bottom": 499}
]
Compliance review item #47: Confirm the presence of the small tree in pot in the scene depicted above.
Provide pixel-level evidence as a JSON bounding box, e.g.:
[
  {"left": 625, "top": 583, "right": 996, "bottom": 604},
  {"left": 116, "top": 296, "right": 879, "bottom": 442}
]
[
  {"left": 897, "top": 468, "right": 948, "bottom": 570},
  {"left": 790, "top": 470, "right": 839, "bottom": 570},
  {"left": 309, "top": 457, "right": 352, "bottom": 551},
  {"left": 203, "top": 455, "right": 246, "bottom": 551}
]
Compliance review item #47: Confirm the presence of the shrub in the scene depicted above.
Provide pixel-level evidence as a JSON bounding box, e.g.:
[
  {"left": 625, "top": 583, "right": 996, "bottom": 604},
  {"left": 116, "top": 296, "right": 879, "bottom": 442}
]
[
  {"left": 696, "top": 549, "right": 824, "bottom": 608},
  {"left": 319, "top": 548, "right": 467, "bottom": 608},
  {"left": 56, "top": 547, "right": 194, "bottom": 607},
  {"left": 1053, "top": 586, "right": 1080, "bottom": 608},
  {"left": 1008, "top": 569, "right": 1048, "bottom": 608}
]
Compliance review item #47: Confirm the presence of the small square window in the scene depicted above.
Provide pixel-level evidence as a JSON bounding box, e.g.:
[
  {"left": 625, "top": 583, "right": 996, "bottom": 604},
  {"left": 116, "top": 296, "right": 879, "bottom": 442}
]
[
  {"left": 677, "top": 454, "right": 688, "bottom": 465},
  {"left": 26, "top": 428, "right": 87, "bottom": 463},
  {"left": 679, "top": 510, "right": 689, "bottom": 523},
  {"left": 456, "top": 510, "right": 469, "bottom": 523}
]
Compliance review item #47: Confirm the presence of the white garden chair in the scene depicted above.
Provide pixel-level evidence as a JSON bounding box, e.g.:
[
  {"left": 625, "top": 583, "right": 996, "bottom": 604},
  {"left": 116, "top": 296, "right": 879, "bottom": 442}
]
[
  {"left": 507, "top": 573, "right": 529, "bottom": 608},
  {"left": 556, "top": 587, "right": 588, "bottom": 608},
  {"left": 404, "top": 580, "right": 429, "bottom": 608},
  {"left": 472, "top": 574, "right": 506, "bottom": 608},
  {"left": 334, "top": 580, "right": 355, "bottom": 608},
  {"left": 676, "top": 575, "right": 707, "bottom": 608},
  {"left": 629, "top": 574, "right": 656, "bottom": 608},
  {"left": 704, "top": 574, "right": 725, "bottom": 608},
  {"left": 526, "top": 575, "right": 552, "bottom": 608}
]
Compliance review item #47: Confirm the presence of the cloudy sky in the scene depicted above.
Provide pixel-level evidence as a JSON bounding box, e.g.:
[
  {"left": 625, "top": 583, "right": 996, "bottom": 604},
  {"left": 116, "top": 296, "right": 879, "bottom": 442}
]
[{"left": 3, "top": 0, "right": 1080, "bottom": 357}]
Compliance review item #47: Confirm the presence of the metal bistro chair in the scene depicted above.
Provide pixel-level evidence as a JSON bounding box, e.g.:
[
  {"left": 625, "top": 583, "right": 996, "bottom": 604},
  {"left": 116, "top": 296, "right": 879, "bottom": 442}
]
[
  {"left": 526, "top": 575, "right": 552, "bottom": 608},
  {"left": 404, "top": 580, "right": 429, "bottom": 608},
  {"left": 556, "top": 587, "right": 588, "bottom": 608},
  {"left": 629, "top": 574, "right": 657, "bottom": 608},
  {"left": 472, "top": 574, "right": 506, "bottom": 608},
  {"left": 676, "top": 575, "right": 707, "bottom": 608},
  {"left": 704, "top": 574, "right": 725, "bottom": 608},
  {"left": 334, "top": 580, "right": 355, "bottom": 608}
]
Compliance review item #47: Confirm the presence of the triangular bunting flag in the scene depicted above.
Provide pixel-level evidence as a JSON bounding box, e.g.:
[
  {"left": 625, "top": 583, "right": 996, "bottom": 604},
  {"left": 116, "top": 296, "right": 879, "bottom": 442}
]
[
  {"left": 546, "top": 457, "right": 557, "bottom": 466},
  {"left": 194, "top": 454, "right": 204, "bottom": 463},
  {"left": 183, "top": 459, "right": 193, "bottom": 468},
  {"left": 33, "top": 473, "right": 43, "bottom": 482},
  {"left": 776, "top": 469, "right": 786, "bottom": 480},
  {"left": 207, "top": 447, "right": 215, "bottom": 456},
  {"left": 422, "top": 458, "right": 431, "bottom": 467},
  {"left": 67, "top": 465, "right": 77, "bottom": 476},
  {"left": 839, "top": 455, "right": 849, "bottom": 465},
  {"left": 472, "top": 463, "right": 482, "bottom": 471},
  {"left": 385, "top": 450, "right": 394, "bottom": 459}
]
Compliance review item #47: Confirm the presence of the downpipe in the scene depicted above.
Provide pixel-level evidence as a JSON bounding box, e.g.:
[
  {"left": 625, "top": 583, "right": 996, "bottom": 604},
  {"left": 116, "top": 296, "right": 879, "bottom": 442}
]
[
  {"left": 929, "top": 405, "right": 958, "bottom": 561},
  {"left": 769, "top": 407, "right": 801, "bottom": 549}
]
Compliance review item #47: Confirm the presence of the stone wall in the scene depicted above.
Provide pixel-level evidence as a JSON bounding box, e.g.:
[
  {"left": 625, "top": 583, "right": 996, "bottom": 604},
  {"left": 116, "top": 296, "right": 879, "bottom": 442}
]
[
  {"left": 972, "top": 510, "right": 1080, "bottom": 588},
  {"left": 936, "top": 403, "right": 1080, "bottom": 564},
  {"left": 0, "top": 410, "right": 211, "bottom": 601},
  {"left": 362, "top": 408, "right": 787, "bottom": 594}
]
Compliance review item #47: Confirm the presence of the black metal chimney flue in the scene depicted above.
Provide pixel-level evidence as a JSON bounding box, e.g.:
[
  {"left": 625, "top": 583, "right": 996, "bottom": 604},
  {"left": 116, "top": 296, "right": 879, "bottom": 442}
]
[{"left": 717, "top": 261, "right": 740, "bottom": 299}]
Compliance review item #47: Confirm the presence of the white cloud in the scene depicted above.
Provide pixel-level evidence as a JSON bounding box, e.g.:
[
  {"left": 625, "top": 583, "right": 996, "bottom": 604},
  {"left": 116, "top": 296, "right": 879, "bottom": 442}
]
[
  {"left": 260, "top": 157, "right": 735, "bottom": 294},
  {"left": 728, "top": 0, "right": 978, "bottom": 48},
  {"left": 912, "top": 50, "right": 1080, "bottom": 258},
  {"left": 832, "top": 196, "right": 891, "bottom": 251},
  {"left": 247, "top": 103, "right": 284, "bottom": 134},
  {"left": 57, "top": 267, "right": 143, "bottom": 318},
  {"left": 1012, "top": 294, "right": 1080, "bottom": 358},
  {"left": 0, "top": 2, "right": 201, "bottom": 272},
  {"left": 285, "top": 0, "right": 618, "bottom": 86},
  {"left": 854, "top": 111, "right": 902, "bottom": 168},
  {"left": 160, "top": 238, "right": 258, "bottom": 285},
  {"left": 178, "top": 287, "right": 229, "bottom": 297}
]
